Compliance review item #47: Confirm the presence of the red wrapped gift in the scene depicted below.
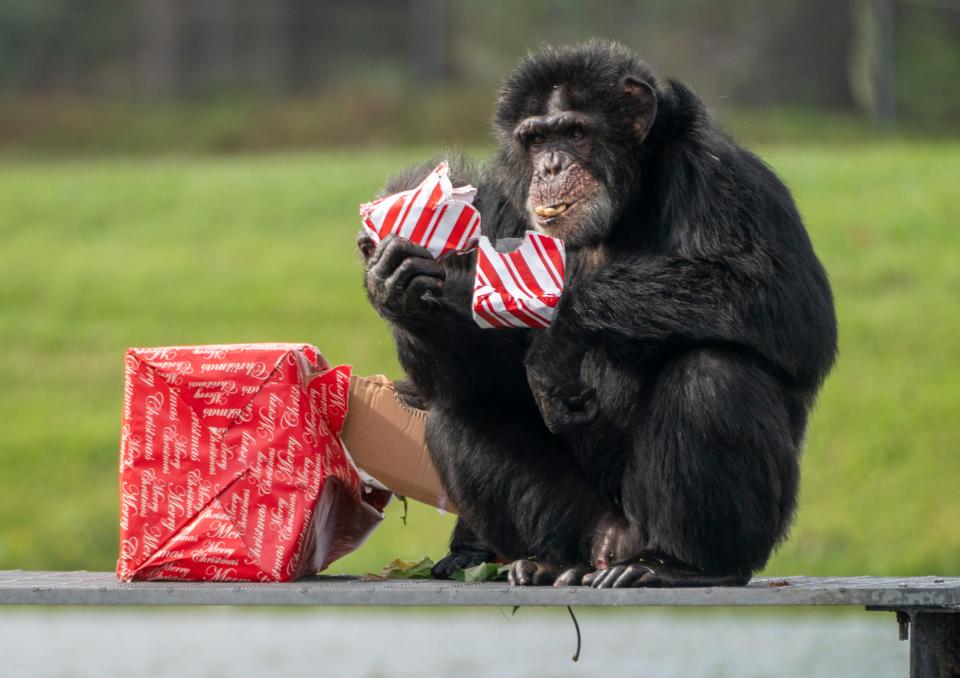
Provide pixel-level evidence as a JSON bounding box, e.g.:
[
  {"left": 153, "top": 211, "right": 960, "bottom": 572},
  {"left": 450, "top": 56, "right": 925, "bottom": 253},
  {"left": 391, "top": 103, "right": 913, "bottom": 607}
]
[
  {"left": 359, "top": 161, "right": 481, "bottom": 259},
  {"left": 472, "top": 231, "right": 566, "bottom": 329},
  {"left": 116, "top": 344, "right": 390, "bottom": 582}
]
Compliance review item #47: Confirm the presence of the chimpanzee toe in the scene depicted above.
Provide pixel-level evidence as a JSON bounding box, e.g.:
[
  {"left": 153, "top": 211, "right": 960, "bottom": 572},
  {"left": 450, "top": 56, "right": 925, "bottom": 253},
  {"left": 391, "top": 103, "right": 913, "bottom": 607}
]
[{"left": 507, "top": 559, "right": 559, "bottom": 586}]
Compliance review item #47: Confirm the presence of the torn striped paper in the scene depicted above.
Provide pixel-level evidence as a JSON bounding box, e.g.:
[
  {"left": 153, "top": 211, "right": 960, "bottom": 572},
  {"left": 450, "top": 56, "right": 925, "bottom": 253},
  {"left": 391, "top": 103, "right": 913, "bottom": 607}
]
[
  {"left": 472, "top": 231, "right": 566, "bottom": 329},
  {"left": 359, "top": 162, "right": 481, "bottom": 260}
]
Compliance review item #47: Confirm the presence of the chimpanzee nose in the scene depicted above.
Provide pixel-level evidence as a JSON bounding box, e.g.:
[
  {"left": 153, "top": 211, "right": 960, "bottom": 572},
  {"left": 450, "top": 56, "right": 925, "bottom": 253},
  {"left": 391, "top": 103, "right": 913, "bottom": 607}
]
[{"left": 539, "top": 151, "right": 569, "bottom": 178}]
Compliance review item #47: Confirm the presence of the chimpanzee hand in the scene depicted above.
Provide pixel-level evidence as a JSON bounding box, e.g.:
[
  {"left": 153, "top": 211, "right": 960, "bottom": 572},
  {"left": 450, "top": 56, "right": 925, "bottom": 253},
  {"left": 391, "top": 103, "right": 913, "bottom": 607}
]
[
  {"left": 361, "top": 234, "right": 445, "bottom": 322},
  {"left": 524, "top": 331, "right": 597, "bottom": 434}
]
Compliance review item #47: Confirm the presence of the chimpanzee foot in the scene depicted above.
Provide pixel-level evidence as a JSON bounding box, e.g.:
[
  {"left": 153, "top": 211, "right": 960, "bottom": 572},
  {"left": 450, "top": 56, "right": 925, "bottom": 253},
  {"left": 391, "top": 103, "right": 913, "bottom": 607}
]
[
  {"left": 508, "top": 559, "right": 557, "bottom": 586},
  {"left": 582, "top": 554, "right": 751, "bottom": 588},
  {"left": 431, "top": 549, "right": 494, "bottom": 580},
  {"left": 507, "top": 560, "right": 591, "bottom": 586},
  {"left": 507, "top": 559, "right": 559, "bottom": 586}
]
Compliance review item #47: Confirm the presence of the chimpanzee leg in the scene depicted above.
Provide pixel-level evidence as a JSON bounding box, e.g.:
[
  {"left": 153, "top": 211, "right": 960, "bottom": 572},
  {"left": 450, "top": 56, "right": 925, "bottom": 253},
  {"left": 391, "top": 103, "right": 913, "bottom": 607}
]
[
  {"left": 394, "top": 381, "right": 498, "bottom": 580},
  {"left": 587, "top": 347, "right": 799, "bottom": 588},
  {"left": 427, "top": 403, "right": 617, "bottom": 585}
]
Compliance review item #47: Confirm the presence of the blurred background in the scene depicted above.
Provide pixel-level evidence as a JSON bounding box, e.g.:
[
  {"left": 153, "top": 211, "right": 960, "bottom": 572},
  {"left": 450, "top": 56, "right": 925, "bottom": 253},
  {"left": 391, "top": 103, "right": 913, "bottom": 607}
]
[
  {"left": 1, "top": 1, "right": 958, "bottom": 676},
  {"left": 1, "top": 0, "right": 960, "bottom": 151}
]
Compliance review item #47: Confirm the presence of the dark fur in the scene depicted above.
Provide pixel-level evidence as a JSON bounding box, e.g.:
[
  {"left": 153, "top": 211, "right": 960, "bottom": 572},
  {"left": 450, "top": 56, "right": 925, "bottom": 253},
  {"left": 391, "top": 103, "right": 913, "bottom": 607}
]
[{"left": 360, "top": 41, "right": 836, "bottom": 585}]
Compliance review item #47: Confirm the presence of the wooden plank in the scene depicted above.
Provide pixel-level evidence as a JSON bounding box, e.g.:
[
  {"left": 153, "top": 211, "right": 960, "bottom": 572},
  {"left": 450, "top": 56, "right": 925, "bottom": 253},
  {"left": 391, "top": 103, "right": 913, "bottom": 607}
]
[{"left": 1, "top": 571, "right": 959, "bottom": 608}]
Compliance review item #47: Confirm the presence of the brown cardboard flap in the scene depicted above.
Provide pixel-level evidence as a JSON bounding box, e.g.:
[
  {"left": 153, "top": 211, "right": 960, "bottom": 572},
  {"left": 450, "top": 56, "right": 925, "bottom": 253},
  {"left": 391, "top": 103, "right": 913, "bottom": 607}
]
[{"left": 341, "top": 375, "right": 456, "bottom": 514}]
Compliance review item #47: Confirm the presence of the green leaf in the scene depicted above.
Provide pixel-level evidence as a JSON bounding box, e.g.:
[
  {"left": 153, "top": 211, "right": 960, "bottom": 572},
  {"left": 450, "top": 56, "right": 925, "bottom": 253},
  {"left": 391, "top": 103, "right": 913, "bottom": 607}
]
[
  {"left": 457, "top": 561, "right": 510, "bottom": 583},
  {"left": 380, "top": 556, "right": 435, "bottom": 579}
]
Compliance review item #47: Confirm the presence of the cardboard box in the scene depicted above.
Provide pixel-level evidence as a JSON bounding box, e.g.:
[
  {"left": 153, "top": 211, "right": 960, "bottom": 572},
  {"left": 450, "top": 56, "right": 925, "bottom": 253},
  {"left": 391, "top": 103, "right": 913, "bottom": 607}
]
[
  {"left": 116, "top": 344, "right": 391, "bottom": 582},
  {"left": 342, "top": 375, "right": 457, "bottom": 515}
]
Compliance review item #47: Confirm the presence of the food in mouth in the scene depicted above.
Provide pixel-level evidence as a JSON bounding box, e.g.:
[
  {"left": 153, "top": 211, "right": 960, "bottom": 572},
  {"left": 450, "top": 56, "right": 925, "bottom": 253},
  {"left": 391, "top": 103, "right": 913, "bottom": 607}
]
[{"left": 533, "top": 203, "right": 568, "bottom": 218}]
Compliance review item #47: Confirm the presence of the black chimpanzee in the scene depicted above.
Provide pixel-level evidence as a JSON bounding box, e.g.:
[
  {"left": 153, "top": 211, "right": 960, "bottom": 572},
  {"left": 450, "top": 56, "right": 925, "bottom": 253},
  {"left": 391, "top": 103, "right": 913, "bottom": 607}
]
[{"left": 358, "top": 41, "right": 836, "bottom": 587}]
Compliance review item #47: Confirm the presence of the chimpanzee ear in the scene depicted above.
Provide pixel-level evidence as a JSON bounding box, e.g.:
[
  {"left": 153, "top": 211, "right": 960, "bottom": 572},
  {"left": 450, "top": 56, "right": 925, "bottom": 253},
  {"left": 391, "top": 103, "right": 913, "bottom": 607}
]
[{"left": 622, "top": 76, "right": 657, "bottom": 142}]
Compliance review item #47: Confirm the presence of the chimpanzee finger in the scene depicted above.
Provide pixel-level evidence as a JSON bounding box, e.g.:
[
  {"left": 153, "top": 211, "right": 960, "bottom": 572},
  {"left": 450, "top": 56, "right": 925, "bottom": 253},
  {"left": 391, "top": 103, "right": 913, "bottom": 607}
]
[
  {"left": 366, "top": 234, "right": 396, "bottom": 268},
  {"left": 553, "top": 565, "right": 591, "bottom": 587},
  {"left": 405, "top": 275, "right": 444, "bottom": 309},
  {"left": 564, "top": 388, "right": 598, "bottom": 428},
  {"left": 508, "top": 559, "right": 538, "bottom": 586},
  {"left": 369, "top": 235, "right": 434, "bottom": 276},
  {"left": 592, "top": 565, "right": 626, "bottom": 588},
  {"left": 612, "top": 564, "right": 654, "bottom": 588},
  {"left": 584, "top": 567, "right": 608, "bottom": 588},
  {"left": 564, "top": 387, "right": 595, "bottom": 407},
  {"left": 530, "top": 562, "right": 559, "bottom": 586},
  {"left": 385, "top": 253, "right": 445, "bottom": 294},
  {"left": 386, "top": 263, "right": 444, "bottom": 314},
  {"left": 581, "top": 569, "right": 603, "bottom": 586},
  {"left": 357, "top": 233, "right": 377, "bottom": 261}
]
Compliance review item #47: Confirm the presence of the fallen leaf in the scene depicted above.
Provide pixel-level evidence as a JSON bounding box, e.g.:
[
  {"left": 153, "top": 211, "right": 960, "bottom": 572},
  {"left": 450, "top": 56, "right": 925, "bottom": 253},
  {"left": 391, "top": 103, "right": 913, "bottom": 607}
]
[
  {"left": 380, "top": 557, "right": 435, "bottom": 579},
  {"left": 454, "top": 562, "right": 510, "bottom": 583}
]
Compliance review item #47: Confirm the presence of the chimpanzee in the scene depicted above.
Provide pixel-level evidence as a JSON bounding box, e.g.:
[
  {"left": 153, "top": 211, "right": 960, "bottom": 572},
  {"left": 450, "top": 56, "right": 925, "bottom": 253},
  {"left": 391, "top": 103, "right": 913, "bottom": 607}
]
[{"left": 358, "top": 41, "right": 836, "bottom": 587}]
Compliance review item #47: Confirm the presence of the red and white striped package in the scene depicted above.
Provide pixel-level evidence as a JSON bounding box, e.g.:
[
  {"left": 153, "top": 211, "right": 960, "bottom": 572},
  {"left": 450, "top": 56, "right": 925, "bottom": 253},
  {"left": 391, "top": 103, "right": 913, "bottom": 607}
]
[
  {"left": 359, "top": 161, "right": 481, "bottom": 259},
  {"left": 116, "top": 343, "right": 391, "bottom": 582},
  {"left": 472, "top": 231, "right": 566, "bottom": 329}
]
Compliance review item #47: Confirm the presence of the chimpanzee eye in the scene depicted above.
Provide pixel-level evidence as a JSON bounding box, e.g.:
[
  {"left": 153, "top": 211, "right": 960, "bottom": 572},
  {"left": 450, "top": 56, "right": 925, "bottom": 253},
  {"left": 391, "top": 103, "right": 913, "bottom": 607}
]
[
  {"left": 529, "top": 134, "right": 546, "bottom": 146},
  {"left": 570, "top": 127, "right": 585, "bottom": 141}
]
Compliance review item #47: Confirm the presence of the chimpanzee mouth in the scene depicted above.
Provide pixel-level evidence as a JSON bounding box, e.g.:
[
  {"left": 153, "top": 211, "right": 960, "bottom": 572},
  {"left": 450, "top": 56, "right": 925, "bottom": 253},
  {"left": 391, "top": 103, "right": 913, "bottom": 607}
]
[{"left": 532, "top": 199, "right": 581, "bottom": 226}]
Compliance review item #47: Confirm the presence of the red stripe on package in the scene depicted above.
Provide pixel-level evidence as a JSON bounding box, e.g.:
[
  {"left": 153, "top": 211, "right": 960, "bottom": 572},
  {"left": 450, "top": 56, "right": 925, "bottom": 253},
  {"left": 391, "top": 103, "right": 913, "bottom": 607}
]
[
  {"left": 471, "top": 232, "right": 566, "bottom": 329},
  {"left": 360, "top": 162, "right": 481, "bottom": 259},
  {"left": 116, "top": 343, "right": 391, "bottom": 583}
]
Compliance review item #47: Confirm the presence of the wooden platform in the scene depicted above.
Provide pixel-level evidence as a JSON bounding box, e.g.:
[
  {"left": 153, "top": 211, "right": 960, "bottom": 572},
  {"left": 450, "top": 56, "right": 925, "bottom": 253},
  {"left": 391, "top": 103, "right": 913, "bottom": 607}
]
[
  {"left": 0, "top": 571, "right": 957, "bottom": 608},
  {"left": 2, "top": 572, "right": 958, "bottom": 676}
]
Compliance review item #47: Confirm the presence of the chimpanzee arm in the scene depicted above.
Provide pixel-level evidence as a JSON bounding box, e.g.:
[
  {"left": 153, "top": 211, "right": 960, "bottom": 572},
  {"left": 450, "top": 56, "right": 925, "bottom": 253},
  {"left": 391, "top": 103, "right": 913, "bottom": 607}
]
[
  {"left": 538, "top": 106, "right": 839, "bottom": 391},
  {"left": 557, "top": 249, "right": 836, "bottom": 390},
  {"left": 388, "top": 291, "right": 531, "bottom": 408},
  {"left": 524, "top": 246, "right": 836, "bottom": 434},
  {"left": 362, "top": 157, "right": 532, "bottom": 407}
]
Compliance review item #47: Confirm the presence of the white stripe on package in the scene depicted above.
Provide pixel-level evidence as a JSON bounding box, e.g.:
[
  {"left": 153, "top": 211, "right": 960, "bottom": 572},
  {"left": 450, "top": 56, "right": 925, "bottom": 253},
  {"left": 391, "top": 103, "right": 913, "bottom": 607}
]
[
  {"left": 529, "top": 235, "right": 564, "bottom": 293},
  {"left": 483, "top": 241, "right": 530, "bottom": 301},
  {"left": 399, "top": 177, "right": 438, "bottom": 243},
  {"left": 486, "top": 291, "right": 527, "bottom": 328}
]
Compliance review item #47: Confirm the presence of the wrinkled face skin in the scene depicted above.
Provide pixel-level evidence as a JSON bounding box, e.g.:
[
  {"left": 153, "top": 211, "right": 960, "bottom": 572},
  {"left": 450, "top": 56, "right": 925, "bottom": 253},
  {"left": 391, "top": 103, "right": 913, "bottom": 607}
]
[
  {"left": 504, "top": 72, "right": 658, "bottom": 251},
  {"left": 514, "top": 88, "right": 612, "bottom": 248}
]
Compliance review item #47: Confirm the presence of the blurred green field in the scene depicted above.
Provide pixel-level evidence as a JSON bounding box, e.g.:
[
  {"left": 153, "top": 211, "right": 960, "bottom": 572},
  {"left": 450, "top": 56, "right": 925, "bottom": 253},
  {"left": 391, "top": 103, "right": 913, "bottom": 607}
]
[{"left": 0, "top": 143, "right": 957, "bottom": 577}]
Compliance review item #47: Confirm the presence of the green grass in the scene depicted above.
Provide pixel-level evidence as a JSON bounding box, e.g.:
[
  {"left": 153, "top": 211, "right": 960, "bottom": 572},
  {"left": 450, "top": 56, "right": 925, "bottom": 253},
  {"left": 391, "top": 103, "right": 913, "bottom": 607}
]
[
  {"left": 0, "top": 143, "right": 957, "bottom": 577},
  {"left": 2, "top": 95, "right": 956, "bottom": 155}
]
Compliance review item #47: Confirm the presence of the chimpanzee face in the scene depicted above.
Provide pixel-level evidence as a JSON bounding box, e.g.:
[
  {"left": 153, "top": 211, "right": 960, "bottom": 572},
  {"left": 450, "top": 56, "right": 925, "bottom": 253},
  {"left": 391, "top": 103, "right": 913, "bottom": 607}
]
[
  {"left": 513, "top": 88, "right": 609, "bottom": 245},
  {"left": 498, "top": 53, "right": 658, "bottom": 250}
]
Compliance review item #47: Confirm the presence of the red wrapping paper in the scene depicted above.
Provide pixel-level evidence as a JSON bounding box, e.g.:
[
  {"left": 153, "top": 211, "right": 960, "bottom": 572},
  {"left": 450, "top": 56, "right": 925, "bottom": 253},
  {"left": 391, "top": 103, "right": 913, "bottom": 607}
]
[
  {"left": 472, "top": 231, "right": 566, "bottom": 329},
  {"left": 360, "top": 161, "right": 481, "bottom": 259},
  {"left": 116, "top": 344, "right": 390, "bottom": 582}
]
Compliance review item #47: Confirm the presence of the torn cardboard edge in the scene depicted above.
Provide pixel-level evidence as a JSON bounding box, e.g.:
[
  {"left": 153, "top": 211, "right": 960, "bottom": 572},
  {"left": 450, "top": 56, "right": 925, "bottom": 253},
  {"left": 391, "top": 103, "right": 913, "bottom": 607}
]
[{"left": 339, "top": 374, "right": 457, "bottom": 515}]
